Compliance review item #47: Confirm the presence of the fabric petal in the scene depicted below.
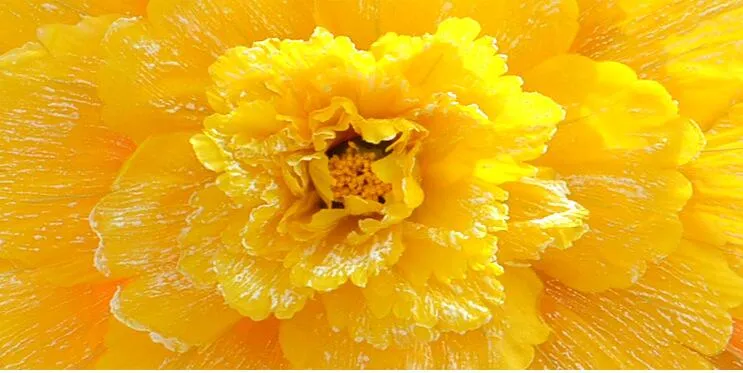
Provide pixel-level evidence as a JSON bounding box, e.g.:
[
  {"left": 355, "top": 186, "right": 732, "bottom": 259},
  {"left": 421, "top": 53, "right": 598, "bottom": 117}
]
[
  {"left": 111, "top": 271, "right": 242, "bottom": 352},
  {"left": 0, "top": 17, "right": 135, "bottom": 284},
  {"left": 532, "top": 240, "right": 743, "bottom": 369},
  {"left": 91, "top": 132, "right": 212, "bottom": 278},
  {"left": 0, "top": 269, "right": 116, "bottom": 368}
]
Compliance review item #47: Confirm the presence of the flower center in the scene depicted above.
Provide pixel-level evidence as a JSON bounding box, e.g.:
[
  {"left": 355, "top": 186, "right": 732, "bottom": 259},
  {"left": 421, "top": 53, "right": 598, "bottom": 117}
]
[{"left": 328, "top": 141, "right": 392, "bottom": 204}]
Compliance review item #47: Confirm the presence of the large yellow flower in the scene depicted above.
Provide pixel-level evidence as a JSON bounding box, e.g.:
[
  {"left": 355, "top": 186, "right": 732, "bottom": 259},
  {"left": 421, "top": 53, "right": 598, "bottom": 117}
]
[{"left": 1, "top": 0, "right": 743, "bottom": 369}]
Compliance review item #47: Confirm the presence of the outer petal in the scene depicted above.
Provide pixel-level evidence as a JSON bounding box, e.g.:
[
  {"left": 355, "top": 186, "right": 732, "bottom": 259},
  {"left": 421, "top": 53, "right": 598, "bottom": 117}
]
[
  {"left": 99, "top": 0, "right": 314, "bottom": 142},
  {"left": 313, "top": 0, "right": 579, "bottom": 73},
  {"left": 525, "top": 54, "right": 701, "bottom": 291},
  {"left": 96, "top": 318, "right": 288, "bottom": 369},
  {"left": 0, "top": 0, "right": 146, "bottom": 52},
  {"left": 572, "top": 0, "right": 743, "bottom": 130},
  {"left": 532, "top": 240, "right": 743, "bottom": 369},
  {"left": 0, "top": 17, "right": 135, "bottom": 285},
  {"left": 682, "top": 103, "right": 743, "bottom": 246},
  {"left": 0, "top": 268, "right": 116, "bottom": 368},
  {"left": 91, "top": 132, "right": 212, "bottom": 278},
  {"left": 111, "top": 271, "right": 242, "bottom": 352}
]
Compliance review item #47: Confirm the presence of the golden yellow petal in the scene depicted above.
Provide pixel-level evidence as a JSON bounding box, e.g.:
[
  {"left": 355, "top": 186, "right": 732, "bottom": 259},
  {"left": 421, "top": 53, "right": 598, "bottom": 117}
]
[
  {"left": 95, "top": 319, "right": 174, "bottom": 369},
  {"left": 111, "top": 271, "right": 242, "bottom": 352},
  {"left": 0, "top": 0, "right": 146, "bottom": 53},
  {"left": 214, "top": 250, "right": 312, "bottom": 321},
  {"left": 525, "top": 54, "right": 700, "bottom": 291},
  {"left": 533, "top": 240, "right": 743, "bottom": 369},
  {"left": 91, "top": 132, "right": 212, "bottom": 278},
  {"left": 444, "top": 0, "right": 579, "bottom": 73},
  {"left": 0, "top": 16, "right": 135, "bottom": 284},
  {"left": 683, "top": 103, "right": 743, "bottom": 246},
  {"left": 572, "top": 0, "right": 743, "bottom": 130},
  {"left": 498, "top": 178, "right": 588, "bottom": 263}
]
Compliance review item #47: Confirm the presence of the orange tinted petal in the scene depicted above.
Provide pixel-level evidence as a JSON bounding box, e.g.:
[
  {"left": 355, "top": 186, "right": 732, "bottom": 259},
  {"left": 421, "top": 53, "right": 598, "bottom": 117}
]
[
  {"left": 0, "top": 17, "right": 135, "bottom": 284},
  {"left": 0, "top": 269, "right": 116, "bottom": 368}
]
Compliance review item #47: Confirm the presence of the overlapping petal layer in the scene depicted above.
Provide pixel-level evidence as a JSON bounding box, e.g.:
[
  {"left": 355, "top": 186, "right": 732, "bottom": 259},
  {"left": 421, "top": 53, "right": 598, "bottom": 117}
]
[
  {"left": 0, "top": 16, "right": 135, "bottom": 285},
  {"left": 525, "top": 54, "right": 703, "bottom": 291}
]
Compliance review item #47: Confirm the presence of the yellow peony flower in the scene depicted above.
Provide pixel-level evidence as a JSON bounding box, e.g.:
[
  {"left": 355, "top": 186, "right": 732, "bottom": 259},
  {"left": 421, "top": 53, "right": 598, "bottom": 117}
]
[{"left": 1, "top": 0, "right": 742, "bottom": 369}]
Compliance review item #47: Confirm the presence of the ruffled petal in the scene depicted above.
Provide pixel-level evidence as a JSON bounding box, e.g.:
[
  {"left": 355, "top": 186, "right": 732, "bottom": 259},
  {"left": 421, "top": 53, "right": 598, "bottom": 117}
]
[
  {"left": 399, "top": 179, "right": 507, "bottom": 283},
  {"left": 0, "top": 17, "right": 135, "bottom": 284},
  {"left": 525, "top": 54, "right": 700, "bottom": 291},
  {"left": 572, "top": 0, "right": 743, "bottom": 130},
  {"left": 178, "top": 183, "right": 236, "bottom": 286},
  {"left": 498, "top": 178, "right": 588, "bottom": 263},
  {"left": 111, "top": 271, "right": 242, "bottom": 352},
  {"left": 533, "top": 240, "right": 743, "bottom": 369},
  {"left": 682, "top": 103, "right": 743, "bottom": 246},
  {"left": 91, "top": 132, "right": 212, "bottom": 278},
  {"left": 214, "top": 251, "right": 313, "bottom": 321},
  {"left": 280, "top": 268, "right": 546, "bottom": 369},
  {"left": 322, "top": 264, "right": 504, "bottom": 348},
  {"left": 0, "top": 269, "right": 116, "bottom": 368},
  {"left": 0, "top": 0, "right": 146, "bottom": 52},
  {"left": 286, "top": 227, "right": 405, "bottom": 291}
]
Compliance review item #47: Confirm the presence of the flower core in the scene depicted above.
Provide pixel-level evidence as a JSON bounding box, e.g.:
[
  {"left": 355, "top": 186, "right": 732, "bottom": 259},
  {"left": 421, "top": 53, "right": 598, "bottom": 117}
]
[{"left": 327, "top": 140, "right": 393, "bottom": 205}]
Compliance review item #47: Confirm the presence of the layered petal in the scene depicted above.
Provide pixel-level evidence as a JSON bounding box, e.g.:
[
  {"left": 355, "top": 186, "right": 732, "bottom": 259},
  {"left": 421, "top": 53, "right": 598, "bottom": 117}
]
[
  {"left": 0, "top": 269, "right": 116, "bottom": 368},
  {"left": 497, "top": 178, "right": 588, "bottom": 263},
  {"left": 572, "top": 0, "right": 743, "bottom": 130},
  {"left": 91, "top": 132, "right": 212, "bottom": 278},
  {"left": 313, "top": 0, "right": 579, "bottom": 73},
  {"left": 682, "top": 103, "right": 743, "bottom": 246},
  {"left": 0, "top": 0, "right": 146, "bottom": 52},
  {"left": 111, "top": 271, "right": 241, "bottom": 352},
  {"left": 280, "top": 268, "right": 547, "bottom": 369},
  {"left": 96, "top": 318, "right": 288, "bottom": 369},
  {"left": 525, "top": 54, "right": 702, "bottom": 291},
  {"left": 533, "top": 240, "right": 743, "bottom": 369},
  {"left": 0, "top": 16, "right": 135, "bottom": 284},
  {"left": 99, "top": 0, "right": 314, "bottom": 142}
]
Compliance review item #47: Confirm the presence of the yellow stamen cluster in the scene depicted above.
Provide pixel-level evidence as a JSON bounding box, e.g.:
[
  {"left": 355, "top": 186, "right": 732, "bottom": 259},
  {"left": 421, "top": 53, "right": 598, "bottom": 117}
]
[{"left": 329, "top": 143, "right": 392, "bottom": 203}]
